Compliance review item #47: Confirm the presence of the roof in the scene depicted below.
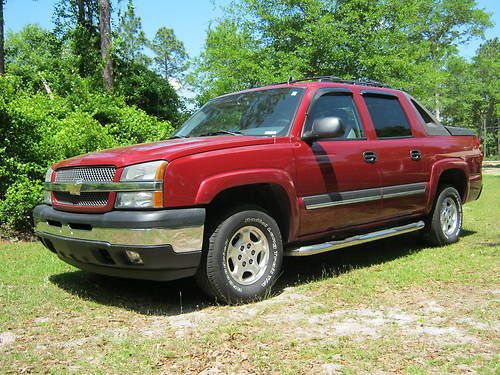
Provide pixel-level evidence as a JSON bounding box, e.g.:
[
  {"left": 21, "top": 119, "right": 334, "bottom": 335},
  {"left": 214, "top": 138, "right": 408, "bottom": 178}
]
[{"left": 215, "top": 76, "right": 403, "bottom": 100}]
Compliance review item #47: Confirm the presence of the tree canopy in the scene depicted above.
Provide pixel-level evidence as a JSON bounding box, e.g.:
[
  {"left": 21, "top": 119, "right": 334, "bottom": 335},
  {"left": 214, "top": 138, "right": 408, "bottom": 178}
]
[
  {"left": 190, "top": 0, "right": 491, "bottom": 106},
  {"left": 188, "top": 0, "right": 497, "bottom": 155},
  {"left": 150, "top": 27, "right": 189, "bottom": 80}
]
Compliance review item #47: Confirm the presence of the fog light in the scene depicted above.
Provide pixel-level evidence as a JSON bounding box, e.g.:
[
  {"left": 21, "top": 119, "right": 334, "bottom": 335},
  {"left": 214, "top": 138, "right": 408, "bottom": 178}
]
[
  {"left": 43, "top": 191, "right": 52, "bottom": 205},
  {"left": 125, "top": 250, "right": 143, "bottom": 265}
]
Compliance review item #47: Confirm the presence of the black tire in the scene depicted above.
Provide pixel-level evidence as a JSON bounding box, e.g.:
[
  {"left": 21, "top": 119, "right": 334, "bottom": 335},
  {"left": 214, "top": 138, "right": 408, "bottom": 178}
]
[
  {"left": 196, "top": 209, "right": 283, "bottom": 304},
  {"left": 424, "top": 186, "right": 463, "bottom": 246}
]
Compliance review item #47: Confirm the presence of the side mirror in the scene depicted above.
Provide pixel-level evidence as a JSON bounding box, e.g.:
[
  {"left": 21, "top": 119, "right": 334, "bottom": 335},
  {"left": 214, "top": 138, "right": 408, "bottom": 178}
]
[{"left": 302, "top": 117, "right": 345, "bottom": 142}]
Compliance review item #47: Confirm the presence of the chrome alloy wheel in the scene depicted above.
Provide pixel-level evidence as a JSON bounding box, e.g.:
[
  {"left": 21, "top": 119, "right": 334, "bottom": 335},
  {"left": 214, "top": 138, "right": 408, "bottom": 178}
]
[
  {"left": 225, "top": 225, "right": 270, "bottom": 285},
  {"left": 439, "top": 197, "right": 459, "bottom": 237}
]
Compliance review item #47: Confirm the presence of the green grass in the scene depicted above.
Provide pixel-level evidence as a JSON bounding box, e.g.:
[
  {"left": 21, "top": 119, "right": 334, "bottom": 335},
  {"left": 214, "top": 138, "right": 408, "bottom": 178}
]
[
  {"left": 0, "top": 176, "right": 499, "bottom": 374},
  {"left": 483, "top": 155, "right": 500, "bottom": 161}
]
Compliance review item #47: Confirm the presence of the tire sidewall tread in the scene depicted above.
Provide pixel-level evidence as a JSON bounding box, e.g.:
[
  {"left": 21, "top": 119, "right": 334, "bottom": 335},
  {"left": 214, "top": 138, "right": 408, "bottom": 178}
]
[
  {"left": 426, "top": 185, "right": 463, "bottom": 246},
  {"left": 199, "top": 209, "right": 283, "bottom": 304}
]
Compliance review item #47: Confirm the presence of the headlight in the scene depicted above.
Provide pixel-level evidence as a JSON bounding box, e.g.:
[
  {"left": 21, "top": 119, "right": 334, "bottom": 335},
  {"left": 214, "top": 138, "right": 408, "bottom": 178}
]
[
  {"left": 120, "top": 161, "right": 166, "bottom": 181},
  {"left": 43, "top": 191, "right": 52, "bottom": 205},
  {"left": 43, "top": 167, "right": 54, "bottom": 205},
  {"left": 45, "top": 167, "right": 54, "bottom": 182},
  {"left": 115, "top": 161, "right": 167, "bottom": 209}
]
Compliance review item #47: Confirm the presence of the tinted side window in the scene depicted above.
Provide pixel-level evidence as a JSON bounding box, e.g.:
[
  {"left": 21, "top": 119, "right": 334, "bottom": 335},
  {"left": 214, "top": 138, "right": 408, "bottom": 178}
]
[
  {"left": 363, "top": 95, "right": 412, "bottom": 138},
  {"left": 410, "top": 99, "right": 450, "bottom": 136},
  {"left": 305, "top": 94, "right": 365, "bottom": 139}
]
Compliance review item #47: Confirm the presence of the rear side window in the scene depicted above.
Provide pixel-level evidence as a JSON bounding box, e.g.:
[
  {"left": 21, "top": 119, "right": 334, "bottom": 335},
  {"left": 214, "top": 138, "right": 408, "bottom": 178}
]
[
  {"left": 410, "top": 99, "right": 450, "bottom": 136},
  {"left": 363, "top": 95, "right": 412, "bottom": 138},
  {"left": 305, "top": 94, "right": 365, "bottom": 139}
]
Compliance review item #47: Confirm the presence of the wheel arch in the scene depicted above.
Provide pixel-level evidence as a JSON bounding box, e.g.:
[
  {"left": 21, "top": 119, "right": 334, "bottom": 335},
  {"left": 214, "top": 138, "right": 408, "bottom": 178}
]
[
  {"left": 196, "top": 169, "right": 299, "bottom": 243},
  {"left": 427, "top": 159, "right": 469, "bottom": 212}
]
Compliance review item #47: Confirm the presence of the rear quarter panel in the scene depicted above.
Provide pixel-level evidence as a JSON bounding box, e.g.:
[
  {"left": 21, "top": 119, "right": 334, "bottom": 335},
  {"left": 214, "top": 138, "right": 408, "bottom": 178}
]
[{"left": 422, "top": 135, "right": 482, "bottom": 211}]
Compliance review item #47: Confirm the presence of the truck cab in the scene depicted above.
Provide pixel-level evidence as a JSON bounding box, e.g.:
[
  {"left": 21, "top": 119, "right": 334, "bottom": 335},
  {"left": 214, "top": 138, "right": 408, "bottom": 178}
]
[{"left": 34, "top": 77, "right": 483, "bottom": 303}]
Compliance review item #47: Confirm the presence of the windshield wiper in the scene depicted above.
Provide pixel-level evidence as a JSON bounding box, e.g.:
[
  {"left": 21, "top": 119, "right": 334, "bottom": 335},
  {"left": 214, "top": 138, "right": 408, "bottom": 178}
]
[
  {"left": 198, "top": 130, "right": 243, "bottom": 137},
  {"left": 168, "top": 135, "right": 189, "bottom": 139}
]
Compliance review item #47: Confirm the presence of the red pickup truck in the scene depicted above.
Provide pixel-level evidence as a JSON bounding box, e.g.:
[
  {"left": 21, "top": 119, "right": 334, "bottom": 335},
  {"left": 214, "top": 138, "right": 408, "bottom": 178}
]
[{"left": 34, "top": 77, "right": 483, "bottom": 303}]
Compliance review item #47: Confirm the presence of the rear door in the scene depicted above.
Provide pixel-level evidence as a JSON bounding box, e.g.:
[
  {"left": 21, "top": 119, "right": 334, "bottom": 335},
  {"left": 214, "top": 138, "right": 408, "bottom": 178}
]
[
  {"left": 360, "top": 91, "right": 428, "bottom": 219},
  {"left": 293, "top": 88, "right": 382, "bottom": 237}
]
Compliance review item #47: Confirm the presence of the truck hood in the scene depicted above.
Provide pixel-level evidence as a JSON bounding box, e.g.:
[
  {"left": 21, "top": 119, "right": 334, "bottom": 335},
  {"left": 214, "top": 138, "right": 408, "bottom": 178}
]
[{"left": 53, "top": 136, "right": 276, "bottom": 169}]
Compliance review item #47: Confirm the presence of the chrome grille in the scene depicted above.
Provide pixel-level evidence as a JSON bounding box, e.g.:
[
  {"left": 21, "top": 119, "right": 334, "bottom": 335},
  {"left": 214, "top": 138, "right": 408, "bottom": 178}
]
[
  {"left": 54, "top": 192, "right": 110, "bottom": 206},
  {"left": 55, "top": 167, "right": 116, "bottom": 183},
  {"left": 54, "top": 167, "right": 116, "bottom": 207}
]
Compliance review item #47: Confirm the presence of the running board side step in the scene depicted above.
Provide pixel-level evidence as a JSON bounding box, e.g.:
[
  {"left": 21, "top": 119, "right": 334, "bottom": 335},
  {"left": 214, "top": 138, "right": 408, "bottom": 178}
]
[{"left": 285, "top": 221, "right": 425, "bottom": 257}]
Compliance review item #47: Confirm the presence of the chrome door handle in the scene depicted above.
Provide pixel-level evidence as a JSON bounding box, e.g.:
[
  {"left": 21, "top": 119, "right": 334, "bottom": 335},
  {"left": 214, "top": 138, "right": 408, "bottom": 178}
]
[
  {"left": 410, "top": 149, "right": 422, "bottom": 161},
  {"left": 363, "top": 151, "right": 377, "bottom": 163}
]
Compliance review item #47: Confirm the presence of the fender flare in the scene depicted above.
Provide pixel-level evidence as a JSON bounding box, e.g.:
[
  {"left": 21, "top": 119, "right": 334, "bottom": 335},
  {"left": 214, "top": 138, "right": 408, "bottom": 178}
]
[
  {"left": 195, "top": 168, "right": 299, "bottom": 242},
  {"left": 426, "top": 158, "right": 469, "bottom": 212}
]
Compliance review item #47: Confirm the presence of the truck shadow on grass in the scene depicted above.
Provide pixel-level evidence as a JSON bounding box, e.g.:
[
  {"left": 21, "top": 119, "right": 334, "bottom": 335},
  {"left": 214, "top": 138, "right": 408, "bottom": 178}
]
[{"left": 49, "top": 230, "right": 475, "bottom": 316}]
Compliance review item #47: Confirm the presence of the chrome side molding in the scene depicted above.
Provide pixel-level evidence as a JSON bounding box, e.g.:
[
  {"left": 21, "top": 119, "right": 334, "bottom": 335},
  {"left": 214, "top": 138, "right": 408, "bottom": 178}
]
[
  {"left": 285, "top": 221, "right": 425, "bottom": 256},
  {"left": 303, "top": 182, "right": 427, "bottom": 210}
]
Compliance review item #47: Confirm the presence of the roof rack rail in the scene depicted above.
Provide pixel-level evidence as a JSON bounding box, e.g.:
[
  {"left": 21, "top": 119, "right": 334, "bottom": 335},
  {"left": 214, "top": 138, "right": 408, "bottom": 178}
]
[
  {"left": 284, "top": 76, "right": 355, "bottom": 85},
  {"left": 280, "top": 76, "right": 393, "bottom": 89},
  {"left": 355, "top": 78, "right": 392, "bottom": 88}
]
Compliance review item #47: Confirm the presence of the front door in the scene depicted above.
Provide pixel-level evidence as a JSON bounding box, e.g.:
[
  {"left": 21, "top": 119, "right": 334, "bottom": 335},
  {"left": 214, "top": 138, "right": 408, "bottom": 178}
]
[{"left": 293, "top": 89, "right": 382, "bottom": 238}]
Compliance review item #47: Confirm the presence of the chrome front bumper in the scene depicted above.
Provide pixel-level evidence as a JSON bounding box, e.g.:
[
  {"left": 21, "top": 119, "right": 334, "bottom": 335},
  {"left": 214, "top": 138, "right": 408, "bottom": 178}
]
[{"left": 33, "top": 205, "right": 205, "bottom": 253}]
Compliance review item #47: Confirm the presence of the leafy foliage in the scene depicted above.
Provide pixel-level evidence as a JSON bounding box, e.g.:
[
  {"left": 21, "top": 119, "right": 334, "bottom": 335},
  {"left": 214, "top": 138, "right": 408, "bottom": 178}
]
[
  {"left": 440, "top": 38, "right": 499, "bottom": 155},
  {"left": 5, "top": 25, "right": 74, "bottom": 95},
  {"left": 189, "top": 0, "right": 493, "bottom": 121},
  {"left": 0, "top": 177, "right": 45, "bottom": 236},
  {"left": 114, "top": 61, "right": 181, "bottom": 122},
  {"left": 112, "top": 1, "right": 181, "bottom": 122},
  {"left": 53, "top": 0, "right": 101, "bottom": 78},
  {"left": 0, "top": 0, "right": 189, "bottom": 237},
  {"left": 114, "top": 0, "right": 149, "bottom": 65},
  {"left": 0, "top": 73, "right": 174, "bottom": 237},
  {"left": 150, "top": 27, "right": 189, "bottom": 80}
]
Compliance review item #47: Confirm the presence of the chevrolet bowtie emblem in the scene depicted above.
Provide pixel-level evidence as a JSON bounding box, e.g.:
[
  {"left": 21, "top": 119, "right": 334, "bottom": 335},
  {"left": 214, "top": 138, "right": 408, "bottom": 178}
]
[{"left": 68, "top": 178, "right": 84, "bottom": 195}]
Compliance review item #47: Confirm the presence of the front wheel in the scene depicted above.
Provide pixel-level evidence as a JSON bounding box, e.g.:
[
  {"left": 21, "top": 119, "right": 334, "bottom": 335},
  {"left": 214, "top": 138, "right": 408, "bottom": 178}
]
[
  {"left": 424, "top": 186, "right": 463, "bottom": 246},
  {"left": 196, "top": 209, "right": 283, "bottom": 304}
]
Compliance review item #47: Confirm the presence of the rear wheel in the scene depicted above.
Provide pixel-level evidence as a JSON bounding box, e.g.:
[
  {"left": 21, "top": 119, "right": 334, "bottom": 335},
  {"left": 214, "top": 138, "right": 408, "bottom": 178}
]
[
  {"left": 424, "top": 186, "right": 463, "bottom": 246},
  {"left": 196, "top": 209, "right": 283, "bottom": 304}
]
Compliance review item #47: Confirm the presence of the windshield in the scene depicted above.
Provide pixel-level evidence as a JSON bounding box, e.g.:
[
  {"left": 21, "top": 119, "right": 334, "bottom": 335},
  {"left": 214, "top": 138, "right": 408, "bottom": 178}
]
[{"left": 174, "top": 87, "right": 305, "bottom": 138}]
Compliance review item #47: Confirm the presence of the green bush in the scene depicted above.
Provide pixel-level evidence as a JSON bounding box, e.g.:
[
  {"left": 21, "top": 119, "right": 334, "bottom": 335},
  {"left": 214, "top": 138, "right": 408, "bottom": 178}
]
[
  {"left": 52, "top": 112, "right": 117, "bottom": 158},
  {"left": 0, "top": 177, "right": 44, "bottom": 237},
  {"left": 0, "top": 74, "right": 175, "bottom": 238}
]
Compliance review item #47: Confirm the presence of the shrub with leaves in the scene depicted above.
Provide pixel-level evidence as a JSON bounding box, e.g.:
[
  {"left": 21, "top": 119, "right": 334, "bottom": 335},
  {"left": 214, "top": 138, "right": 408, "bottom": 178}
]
[
  {"left": 0, "top": 178, "right": 44, "bottom": 238},
  {"left": 0, "top": 75, "right": 174, "bottom": 238}
]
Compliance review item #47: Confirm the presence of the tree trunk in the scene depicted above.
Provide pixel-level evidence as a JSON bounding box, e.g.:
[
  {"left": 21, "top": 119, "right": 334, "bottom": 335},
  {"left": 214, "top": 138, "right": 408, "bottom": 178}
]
[
  {"left": 434, "top": 91, "right": 441, "bottom": 122},
  {"left": 76, "top": 0, "right": 86, "bottom": 77},
  {"left": 77, "top": 0, "right": 85, "bottom": 25},
  {"left": 482, "top": 113, "right": 487, "bottom": 158},
  {"left": 487, "top": 98, "right": 498, "bottom": 158},
  {"left": 0, "top": 0, "right": 5, "bottom": 75},
  {"left": 86, "top": 0, "right": 93, "bottom": 29},
  {"left": 98, "top": 0, "right": 113, "bottom": 91},
  {"left": 497, "top": 117, "right": 499, "bottom": 158},
  {"left": 40, "top": 75, "right": 53, "bottom": 99}
]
